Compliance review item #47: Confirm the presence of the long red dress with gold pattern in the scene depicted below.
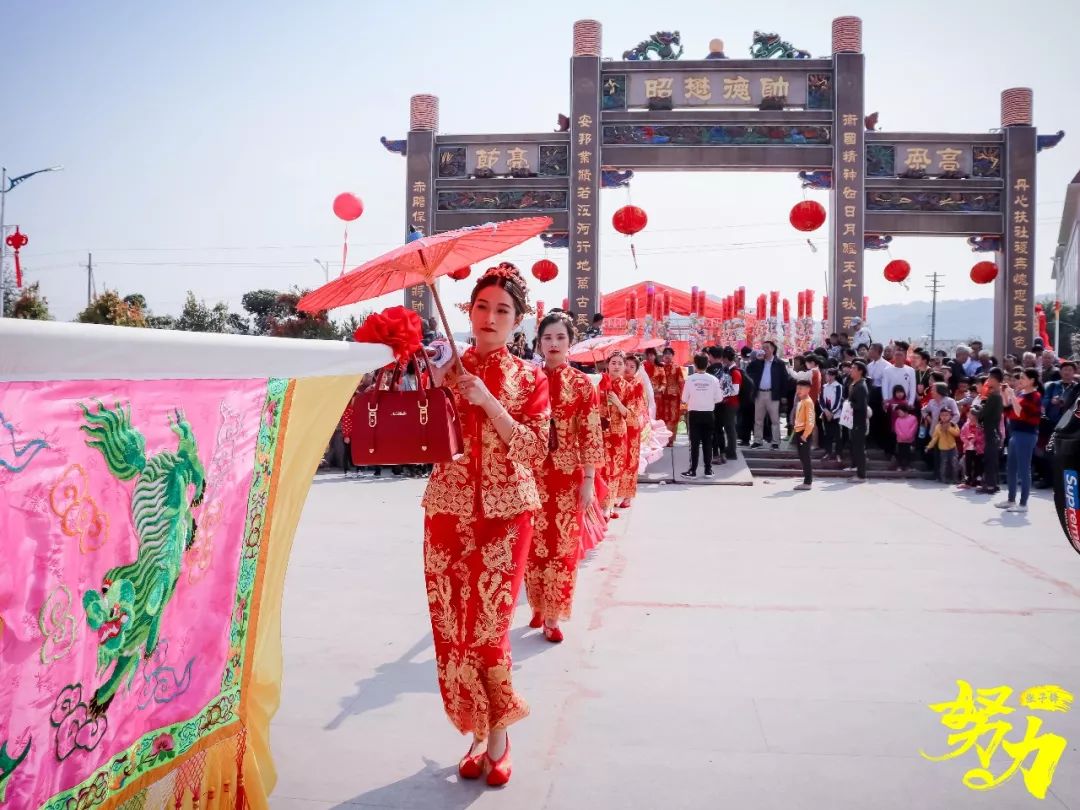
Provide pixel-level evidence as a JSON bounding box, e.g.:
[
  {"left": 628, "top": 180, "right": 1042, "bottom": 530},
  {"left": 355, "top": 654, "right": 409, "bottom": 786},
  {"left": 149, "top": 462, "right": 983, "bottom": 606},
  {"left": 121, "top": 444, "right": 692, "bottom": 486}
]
[
  {"left": 655, "top": 363, "right": 685, "bottom": 443},
  {"left": 525, "top": 364, "right": 604, "bottom": 623},
  {"left": 598, "top": 375, "right": 631, "bottom": 510},
  {"left": 619, "top": 376, "right": 647, "bottom": 500},
  {"left": 421, "top": 347, "right": 550, "bottom": 740}
]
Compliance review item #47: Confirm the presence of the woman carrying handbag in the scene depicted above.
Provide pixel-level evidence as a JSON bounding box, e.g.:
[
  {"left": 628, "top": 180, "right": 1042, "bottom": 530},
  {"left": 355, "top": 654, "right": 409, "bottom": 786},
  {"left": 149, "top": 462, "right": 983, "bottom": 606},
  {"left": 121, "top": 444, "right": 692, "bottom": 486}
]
[{"left": 421, "top": 263, "right": 550, "bottom": 787}]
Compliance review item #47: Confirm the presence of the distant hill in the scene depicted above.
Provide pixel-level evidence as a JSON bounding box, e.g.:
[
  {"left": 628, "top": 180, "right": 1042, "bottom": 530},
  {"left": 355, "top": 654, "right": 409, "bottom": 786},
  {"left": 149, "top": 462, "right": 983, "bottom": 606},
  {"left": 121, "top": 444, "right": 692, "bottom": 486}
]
[{"left": 867, "top": 298, "right": 993, "bottom": 347}]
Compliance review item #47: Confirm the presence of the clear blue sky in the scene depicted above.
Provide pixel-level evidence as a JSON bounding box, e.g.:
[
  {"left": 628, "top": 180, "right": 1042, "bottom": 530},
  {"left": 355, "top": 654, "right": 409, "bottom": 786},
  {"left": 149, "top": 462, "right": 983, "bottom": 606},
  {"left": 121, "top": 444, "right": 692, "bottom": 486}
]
[{"left": 4, "top": 0, "right": 1078, "bottom": 330}]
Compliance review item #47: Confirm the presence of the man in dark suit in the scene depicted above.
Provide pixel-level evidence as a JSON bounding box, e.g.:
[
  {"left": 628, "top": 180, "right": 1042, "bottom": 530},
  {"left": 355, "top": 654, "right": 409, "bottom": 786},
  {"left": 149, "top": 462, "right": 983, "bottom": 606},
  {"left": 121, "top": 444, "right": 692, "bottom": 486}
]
[
  {"left": 745, "top": 341, "right": 789, "bottom": 449},
  {"left": 846, "top": 360, "right": 869, "bottom": 483}
]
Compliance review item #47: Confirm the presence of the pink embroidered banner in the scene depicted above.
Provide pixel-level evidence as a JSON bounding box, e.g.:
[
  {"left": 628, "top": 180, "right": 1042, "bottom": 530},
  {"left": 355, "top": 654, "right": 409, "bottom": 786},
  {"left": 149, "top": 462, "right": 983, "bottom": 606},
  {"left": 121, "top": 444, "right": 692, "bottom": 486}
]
[{"left": 0, "top": 378, "right": 276, "bottom": 808}]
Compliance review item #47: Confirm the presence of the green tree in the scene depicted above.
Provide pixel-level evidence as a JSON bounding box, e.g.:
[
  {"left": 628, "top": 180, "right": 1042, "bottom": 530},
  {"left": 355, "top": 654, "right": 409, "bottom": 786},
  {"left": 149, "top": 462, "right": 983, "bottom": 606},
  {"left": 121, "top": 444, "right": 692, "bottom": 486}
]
[
  {"left": 175, "top": 291, "right": 233, "bottom": 333},
  {"left": 11, "top": 281, "right": 53, "bottom": 320},
  {"left": 241, "top": 288, "right": 290, "bottom": 336},
  {"left": 240, "top": 287, "right": 345, "bottom": 339},
  {"left": 76, "top": 289, "right": 148, "bottom": 327},
  {"left": 268, "top": 289, "right": 342, "bottom": 340},
  {"left": 147, "top": 314, "right": 178, "bottom": 330},
  {"left": 123, "top": 293, "right": 148, "bottom": 310}
]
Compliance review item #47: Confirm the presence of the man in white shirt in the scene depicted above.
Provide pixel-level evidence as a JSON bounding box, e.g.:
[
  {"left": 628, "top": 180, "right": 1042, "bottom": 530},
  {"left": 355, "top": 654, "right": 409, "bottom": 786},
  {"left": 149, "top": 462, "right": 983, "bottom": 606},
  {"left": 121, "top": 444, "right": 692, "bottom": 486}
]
[
  {"left": 681, "top": 353, "right": 723, "bottom": 479},
  {"left": 881, "top": 340, "right": 916, "bottom": 403},
  {"left": 865, "top": 343, "right": 890, "bottom": 389}
]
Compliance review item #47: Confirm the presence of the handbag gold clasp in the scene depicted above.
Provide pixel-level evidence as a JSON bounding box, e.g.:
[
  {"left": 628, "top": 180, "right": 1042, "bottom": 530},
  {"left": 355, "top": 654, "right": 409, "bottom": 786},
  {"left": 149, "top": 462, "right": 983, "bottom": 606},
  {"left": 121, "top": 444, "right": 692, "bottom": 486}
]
[
  {"left": 368, "top": 404, "right": 378, "bottom": 428},
  {"left": 418, "top": 404, "right": 429, "bottom": 426}
]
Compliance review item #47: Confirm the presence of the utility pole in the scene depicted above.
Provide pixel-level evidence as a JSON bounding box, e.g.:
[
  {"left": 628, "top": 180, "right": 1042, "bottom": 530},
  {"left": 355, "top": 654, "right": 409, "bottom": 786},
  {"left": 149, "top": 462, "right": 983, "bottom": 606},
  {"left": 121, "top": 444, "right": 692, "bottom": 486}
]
[
  {"left": 925, "top": 272, "right": 944, "bottom": 354},
  {"left": 86, "top": 252, "right": 94, "bottom": 306}
]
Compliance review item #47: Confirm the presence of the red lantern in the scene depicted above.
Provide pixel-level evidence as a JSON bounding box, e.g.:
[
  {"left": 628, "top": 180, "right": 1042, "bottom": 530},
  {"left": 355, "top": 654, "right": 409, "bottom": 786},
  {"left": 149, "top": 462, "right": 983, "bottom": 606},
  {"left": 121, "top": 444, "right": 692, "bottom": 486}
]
[
  {"left": 449, "top": 266, "right": 471, "bottom": 281},
  {"left": 789, "top": 200, "right": 826, "bottom": 232},
  {"left": 970, "top": 261, "right": 998, "bottom": 285},
  {"left": 756, "top": 294, "right": 767, "bottom": 320},
  {"left": 884, "top": 259, "right": 910, "bottom": 283},
  {"left": 531, "top": 259, "right": 558, "bottom": 282},
  {"left": 822, "top": 295, "right": 829, "bottom": 320},
  {"left": 783, "top": 299, "right": 791, "bottom": 323},
  {"left": 612, "top": 205, "right": 648, "bottom": 236},
  {"left": 797, "top": 291, "right": 805, "bottom": 319},
  {"left": 332, "top": 192, "right": 364, "bottom": 221}
]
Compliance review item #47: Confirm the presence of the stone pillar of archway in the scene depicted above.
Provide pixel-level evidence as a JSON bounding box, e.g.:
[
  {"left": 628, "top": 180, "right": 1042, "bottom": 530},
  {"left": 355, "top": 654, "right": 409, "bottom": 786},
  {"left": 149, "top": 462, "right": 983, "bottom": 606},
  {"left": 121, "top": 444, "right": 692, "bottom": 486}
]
[
  {"left": 405, "top": 94, "right": 438, "bottom": 320},
  {"left": 829, "top": 16, "right": 865, "bottom": 336},
  {"left": 568, "top": 20, "right": 603, "bottom": 332},
  {"left": 994, "top": 87, "right": 1036, "bottom": 356}
]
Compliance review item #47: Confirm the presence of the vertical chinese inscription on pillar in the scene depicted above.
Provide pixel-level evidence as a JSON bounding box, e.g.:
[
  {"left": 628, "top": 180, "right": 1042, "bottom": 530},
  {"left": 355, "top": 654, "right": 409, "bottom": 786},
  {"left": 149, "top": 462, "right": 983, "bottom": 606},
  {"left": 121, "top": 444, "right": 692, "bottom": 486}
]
[
  {"left": 1002, "top": 127, "right": 1036, "bottom": 354},
  {"left": 405, "top": 130, "right": 435, "bottom": 317},
  {"left": 832, "top": 54, "right": 865, "bottom": 333},
  {"left": 570, "top": 56, "right": 601, "bottom": 328}
]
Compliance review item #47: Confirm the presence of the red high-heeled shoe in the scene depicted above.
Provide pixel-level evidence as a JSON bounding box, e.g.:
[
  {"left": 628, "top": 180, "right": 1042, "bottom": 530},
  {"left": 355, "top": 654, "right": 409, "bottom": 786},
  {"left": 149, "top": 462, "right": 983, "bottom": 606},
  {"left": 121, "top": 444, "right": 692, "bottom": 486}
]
[
  {"left": 543, "top": 624, "right": 564, "bottom": 643},
  {"left": 458, "top": 741, "right": 485, "bottom": 780},
  {"left": 484, "top": 736, "right": 512, "bottom": 786},
  {"left": 528, "top": 611, "right": 543, "bottom": 629}
]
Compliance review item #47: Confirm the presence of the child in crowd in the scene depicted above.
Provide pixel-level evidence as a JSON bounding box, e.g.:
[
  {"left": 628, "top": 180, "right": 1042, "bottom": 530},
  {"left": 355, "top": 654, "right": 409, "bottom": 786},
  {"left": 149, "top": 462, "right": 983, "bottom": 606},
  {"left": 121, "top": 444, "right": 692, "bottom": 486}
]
[
  {"left": 819, "top": 367, "right": 844, "bottom": 461},
  {"left": 792, "top": 379, "right": 816, "bottom": 490},
  {"left": 958, "top": 410, "right": 985, "bottom": 489},
  {"left": 892, "top": 402, "right": 919, "bottom": 473},
  {"left": 955, "top": 379, "right": 974, "bottom": 423},
  {"left": 926, "top": 408, "right": 961, "bottom": 483}
]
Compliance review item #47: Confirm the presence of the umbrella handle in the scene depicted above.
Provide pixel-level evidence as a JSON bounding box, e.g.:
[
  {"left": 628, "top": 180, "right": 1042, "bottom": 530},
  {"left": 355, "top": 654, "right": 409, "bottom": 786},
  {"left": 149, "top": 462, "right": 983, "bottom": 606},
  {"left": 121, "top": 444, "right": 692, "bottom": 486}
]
[{"left": 427, "top": 282, "right": 464, "bottom": 375}]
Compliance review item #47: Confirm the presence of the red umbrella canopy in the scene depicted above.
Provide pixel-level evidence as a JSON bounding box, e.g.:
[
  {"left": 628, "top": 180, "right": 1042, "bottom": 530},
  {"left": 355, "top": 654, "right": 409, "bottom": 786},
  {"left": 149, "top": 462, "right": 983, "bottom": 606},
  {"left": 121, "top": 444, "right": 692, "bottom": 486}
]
[{"left": 298, "top": 216, "right": 553, "bottom": 313}]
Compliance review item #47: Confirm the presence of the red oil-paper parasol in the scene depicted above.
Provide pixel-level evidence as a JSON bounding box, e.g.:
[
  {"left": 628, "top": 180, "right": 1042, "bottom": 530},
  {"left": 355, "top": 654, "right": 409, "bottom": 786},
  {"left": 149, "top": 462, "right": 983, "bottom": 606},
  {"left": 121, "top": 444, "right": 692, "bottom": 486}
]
[
  {"left": 298, "top": 216, "right": 553, "bottom": 371},
  {"left": 567, "top": 335, "right": 664, "bottom": 364}
]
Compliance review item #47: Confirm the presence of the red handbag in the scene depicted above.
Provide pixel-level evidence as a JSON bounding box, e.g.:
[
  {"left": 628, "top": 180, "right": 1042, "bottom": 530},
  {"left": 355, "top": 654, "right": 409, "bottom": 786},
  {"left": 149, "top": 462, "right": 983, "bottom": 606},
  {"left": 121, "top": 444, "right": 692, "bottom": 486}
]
[{"left": 349, "top": 352, "right": 463, "bottom": 465}]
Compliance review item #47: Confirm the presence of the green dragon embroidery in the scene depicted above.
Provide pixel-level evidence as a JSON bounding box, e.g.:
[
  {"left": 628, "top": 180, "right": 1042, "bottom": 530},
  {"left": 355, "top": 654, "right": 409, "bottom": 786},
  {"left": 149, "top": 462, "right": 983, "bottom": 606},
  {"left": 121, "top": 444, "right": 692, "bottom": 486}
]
[
  {"left": 0, "top": 738, "right": 30, "bottom": 802},
  {"left": 78, "top": 401, "right": 206, "bottom": 716}
]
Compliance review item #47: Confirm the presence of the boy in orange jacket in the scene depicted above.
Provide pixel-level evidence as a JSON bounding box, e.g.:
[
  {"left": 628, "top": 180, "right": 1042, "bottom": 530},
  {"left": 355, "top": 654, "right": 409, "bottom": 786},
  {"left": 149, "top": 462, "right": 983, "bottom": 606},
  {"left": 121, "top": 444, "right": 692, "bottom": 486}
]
[{"left": 793, "top": 378, "right": 816, "bottom": 490}]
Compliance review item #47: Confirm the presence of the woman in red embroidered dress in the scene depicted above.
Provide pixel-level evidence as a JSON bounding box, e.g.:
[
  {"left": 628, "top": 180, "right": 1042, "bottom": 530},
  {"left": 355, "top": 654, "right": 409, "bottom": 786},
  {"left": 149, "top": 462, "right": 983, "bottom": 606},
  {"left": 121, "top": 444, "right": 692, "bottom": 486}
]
[
  {"left": 617, "top": 355, "right": 648, "bottom": 509},
  {"left": 598, "top": 351, "right": 631, "bottom": 520},
  {"left": 524, "top": 311, "right": 604, "bottom": 644},
  {"left": 422, "top": 264, "right": 549, "bottom": 787},
  {"left": 655, "top": 347, "right": 685, "bottom": 446}
]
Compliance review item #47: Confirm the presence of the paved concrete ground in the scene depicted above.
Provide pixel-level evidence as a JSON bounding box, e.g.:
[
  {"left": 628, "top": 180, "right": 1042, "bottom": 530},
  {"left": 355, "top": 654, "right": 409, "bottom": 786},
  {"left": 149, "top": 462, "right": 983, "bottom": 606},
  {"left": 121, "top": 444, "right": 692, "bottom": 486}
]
[{"left": 271, "top": 471, "right": 1079, "bottom": 810}]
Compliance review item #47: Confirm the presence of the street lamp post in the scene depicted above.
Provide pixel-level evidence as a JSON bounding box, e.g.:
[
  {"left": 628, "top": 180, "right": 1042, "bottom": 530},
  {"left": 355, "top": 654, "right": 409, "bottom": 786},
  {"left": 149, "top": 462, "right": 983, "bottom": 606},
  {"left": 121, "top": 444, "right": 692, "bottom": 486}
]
[
  {"left": 0, "top": 165, "right": 64, "bottom": 315},
  {"left": 313, "top": 258, "right": 329, "bottom": 283}
]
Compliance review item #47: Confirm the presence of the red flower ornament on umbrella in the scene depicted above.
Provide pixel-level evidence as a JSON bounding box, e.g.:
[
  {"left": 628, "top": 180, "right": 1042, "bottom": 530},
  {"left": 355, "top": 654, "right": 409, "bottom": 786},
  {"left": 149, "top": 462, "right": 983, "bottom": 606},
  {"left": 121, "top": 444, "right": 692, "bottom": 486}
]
[{"left": 353, "top": 306, "right": 424, "bottom": 363}]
